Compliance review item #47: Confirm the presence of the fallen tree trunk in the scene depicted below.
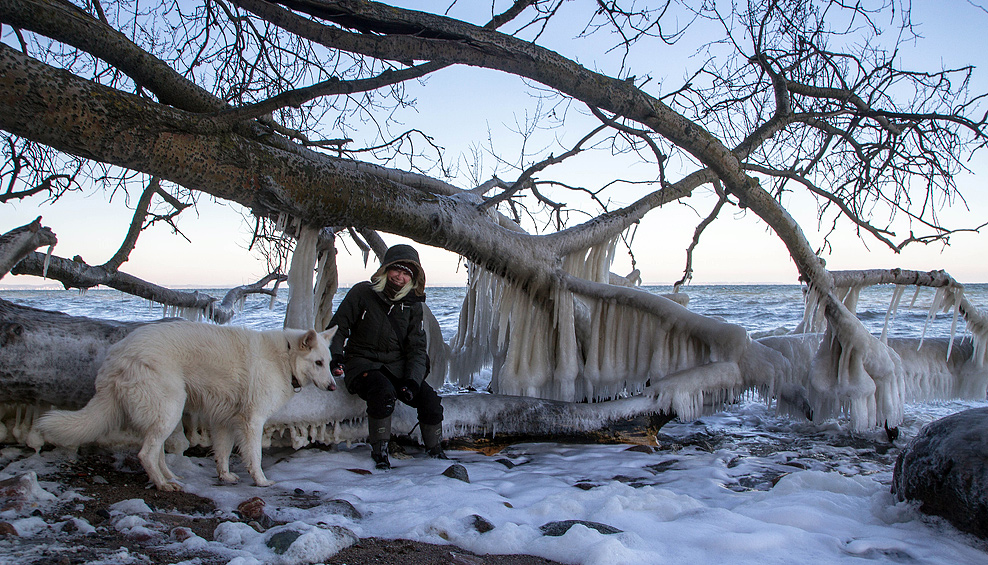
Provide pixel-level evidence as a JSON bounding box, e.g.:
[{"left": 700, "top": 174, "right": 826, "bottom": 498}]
[
  {"left": 0, "top": 298, "right": 145, "bottom": 445},
  {"left": 3, "top": 297, "right": 985, "bottom": 451}
]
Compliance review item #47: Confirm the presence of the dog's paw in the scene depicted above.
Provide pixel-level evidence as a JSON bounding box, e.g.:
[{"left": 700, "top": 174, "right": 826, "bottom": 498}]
[
  {"left": 158, "top": 481, "right": 184, "bottom": 492},
  {"left": 254, "top": 478, "right": 275, "bottom": 487},
  {"left": 219, "top": 472, "right": 240, "bottom": 484}
]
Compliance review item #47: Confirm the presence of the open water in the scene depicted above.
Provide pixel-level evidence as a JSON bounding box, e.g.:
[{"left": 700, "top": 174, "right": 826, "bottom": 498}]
[{"left": 6, "top": 283, "right": 988, "bottom": 342}]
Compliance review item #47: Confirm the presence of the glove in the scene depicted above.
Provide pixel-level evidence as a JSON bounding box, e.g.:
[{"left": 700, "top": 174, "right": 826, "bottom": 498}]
[
  {"left": 330, "top": 358, "right": 345, "bottom": 377},
  {"left": 397, "top": 379, "right": 419, "bottom": 403}
]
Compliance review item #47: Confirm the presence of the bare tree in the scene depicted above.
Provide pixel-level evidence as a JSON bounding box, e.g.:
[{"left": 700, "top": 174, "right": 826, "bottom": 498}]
[{"left": 1, "top": 0, "right": 986, "bottom": 444}]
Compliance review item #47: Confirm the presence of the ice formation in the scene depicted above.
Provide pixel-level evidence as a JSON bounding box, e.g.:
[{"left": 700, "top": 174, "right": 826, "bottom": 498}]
[
  {"left": 448, "top": 243, "right": 988, "bottom": 433},
  {"left": 449, "top": 237, "right": 757, "bottom": 422},
  {"left": 284, "top": 222, "right": 318, "bottom": 330},
  {"left": 280, "top": 216, "right": 337, "bottom": 331},
  {"left": 785, "top": 274, "right": 988, "bottom": 430}
]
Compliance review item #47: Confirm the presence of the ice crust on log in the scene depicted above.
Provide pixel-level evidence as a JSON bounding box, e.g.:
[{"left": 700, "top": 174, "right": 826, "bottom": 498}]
[
  {"left": 449, "top": 241, "right": 988, "bottom": 432},
  {"left": 449, "top": 238, "right": 766, "bottom": 421},
  {"left": 794, "top": 274, "right": 988, "bottom": 429}
]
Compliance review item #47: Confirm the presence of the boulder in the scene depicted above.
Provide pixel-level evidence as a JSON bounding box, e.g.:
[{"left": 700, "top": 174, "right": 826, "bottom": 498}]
[{"left": 892, "top": 407, "right": 988, "bottom": 538}]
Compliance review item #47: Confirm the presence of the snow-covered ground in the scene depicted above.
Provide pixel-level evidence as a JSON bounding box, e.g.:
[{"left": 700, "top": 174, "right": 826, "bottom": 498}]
[{"left": 2, "top": 399, "right": 987, "bottom": 565}]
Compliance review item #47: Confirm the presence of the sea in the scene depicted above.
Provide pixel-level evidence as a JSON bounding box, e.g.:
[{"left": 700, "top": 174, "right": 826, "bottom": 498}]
[
  {"left": 2, "top": 284, "right": 988, "bottom": 564},
  {"left": 6, "top": 282, "right": 988, "bottom": 342}
]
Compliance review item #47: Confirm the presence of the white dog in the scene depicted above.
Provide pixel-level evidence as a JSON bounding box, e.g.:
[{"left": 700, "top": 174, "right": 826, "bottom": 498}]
[{"left": 35, "top": 321, "right": 338, "bottom": 491}]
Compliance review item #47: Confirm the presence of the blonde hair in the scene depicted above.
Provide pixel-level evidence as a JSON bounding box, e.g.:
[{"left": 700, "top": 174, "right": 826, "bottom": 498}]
[{"left": 371, "top": 273, "right": 414, "bottom": 300}]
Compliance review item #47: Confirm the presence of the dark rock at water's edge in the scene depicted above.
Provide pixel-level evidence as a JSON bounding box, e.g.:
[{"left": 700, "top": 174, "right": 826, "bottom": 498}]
[
  {"left": 539, "top": 520, "right": 622, "bottom": 537},
  {"left": 892, "top": 407, "right": 988, "bottom": 538}
]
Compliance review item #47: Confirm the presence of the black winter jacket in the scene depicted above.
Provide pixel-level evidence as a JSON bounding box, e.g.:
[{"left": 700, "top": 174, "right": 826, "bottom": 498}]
[{"left": 328, "top": 281, "right": 428, "bottom": 393}]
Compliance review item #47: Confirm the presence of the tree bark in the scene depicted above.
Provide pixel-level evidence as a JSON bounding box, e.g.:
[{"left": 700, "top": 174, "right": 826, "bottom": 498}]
[{"left": 0, "top": 217, "right": 57, "bottom": 279}]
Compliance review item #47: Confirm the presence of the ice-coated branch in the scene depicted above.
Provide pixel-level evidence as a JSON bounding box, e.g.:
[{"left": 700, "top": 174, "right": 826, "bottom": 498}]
[
  {"left": 449, "top": 240, "right": 758, "bottom": 421},
  {"left": 10, "top": 251, "right": 284, "bottom": 324},
  {"left": 0, "top": 217, "right": 56, "bottom": 279},
  {"left": 213, "top": 273, "right": 288, "bottom": 325}
]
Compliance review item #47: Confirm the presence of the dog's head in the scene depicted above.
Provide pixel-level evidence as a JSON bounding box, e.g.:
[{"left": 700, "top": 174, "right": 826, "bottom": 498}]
[{"left": 293, "top": 326, "right": 338, "bottom": 391}]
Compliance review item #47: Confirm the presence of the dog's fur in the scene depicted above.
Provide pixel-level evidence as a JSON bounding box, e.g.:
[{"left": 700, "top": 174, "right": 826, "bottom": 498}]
[{"left": 35, "top": 321, "right": 338, "bottom": 491}]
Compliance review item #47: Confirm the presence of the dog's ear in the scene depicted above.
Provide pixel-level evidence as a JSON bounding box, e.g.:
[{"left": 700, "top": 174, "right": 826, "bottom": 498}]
[
  {"left": 299, "top": 329, "right": 319, "bottom": 351},
  {"left": 321, "top": 326, "right": 338, "bottom": 341}
]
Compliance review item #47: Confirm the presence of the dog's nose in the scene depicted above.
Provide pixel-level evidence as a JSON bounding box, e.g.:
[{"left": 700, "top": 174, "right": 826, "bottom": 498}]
[{"left": 327, "top": 382, "right": 337, "bottom": 391}]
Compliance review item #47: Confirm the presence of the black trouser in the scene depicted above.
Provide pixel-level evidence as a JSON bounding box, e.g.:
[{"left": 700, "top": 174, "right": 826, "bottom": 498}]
[{"left": 350, "top": 369, "right": 443, "bottom": 425}]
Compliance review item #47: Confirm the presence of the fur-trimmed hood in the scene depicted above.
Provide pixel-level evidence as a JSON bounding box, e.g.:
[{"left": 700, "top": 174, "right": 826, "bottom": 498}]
[{"left": 371, "top": 244, "right": 426, "bottom": 297}]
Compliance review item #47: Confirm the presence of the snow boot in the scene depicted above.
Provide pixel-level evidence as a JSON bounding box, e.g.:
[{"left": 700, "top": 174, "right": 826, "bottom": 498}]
[
  {"left": 421, "top": 423, "right": 448, "bottom": 459},
  {"left": 368, "top": 417, "right": 392, "bottom": 469}
]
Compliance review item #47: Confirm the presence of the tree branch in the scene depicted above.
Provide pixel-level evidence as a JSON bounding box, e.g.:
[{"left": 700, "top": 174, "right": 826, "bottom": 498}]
[
  {"left": 11, "top": 251, "right": 285, "bottom": 324},
  {"left": 0, "top": 217, "right": 57, "bottom": 279}
]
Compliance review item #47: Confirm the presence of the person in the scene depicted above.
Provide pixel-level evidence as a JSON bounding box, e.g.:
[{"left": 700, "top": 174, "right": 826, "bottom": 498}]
[{"left": 327, "top": 244, "right": 446, "bottom": 469}]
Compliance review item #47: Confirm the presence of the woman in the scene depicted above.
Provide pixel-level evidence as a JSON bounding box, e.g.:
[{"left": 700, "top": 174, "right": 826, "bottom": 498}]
[{"left": 327, "top": 244, "right": 446, "bottom": 469}]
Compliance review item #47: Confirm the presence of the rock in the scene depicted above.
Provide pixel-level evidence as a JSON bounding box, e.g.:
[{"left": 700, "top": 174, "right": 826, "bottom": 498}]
[
  {"left": 237, "top": 497, "right": 266, "bottom": 522},
  {"left": 0, "top": 521, "right": 18, "bottom": 536},
  {"left": 317, "top": 523, "right": 358, "bottom": 546},
  {"left": 325, "top": 499, "right": 362, "bottom": 520},
  {"left": 0, "top": 472, "right": 57, "bottom": 513},
  {"left": 442, "top": 464, "right": 470, "bottom": 483},
  {"left": 892, "top": 407, "right": 988, "bottom": 538},
  {"left": 267, "top": 529, "right": 303, "bottom": 554},
  {"left": 495, "top": 458, "right": 516, "bottom": 468},
  {"left": 469, "top": 514, "right": 495, "bottom": 533},
  {"left": 539, "top": 520, "right": 622, "bottom": 537}
]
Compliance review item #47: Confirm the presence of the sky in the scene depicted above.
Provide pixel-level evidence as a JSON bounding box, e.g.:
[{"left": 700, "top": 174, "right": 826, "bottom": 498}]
[{"left": 3, "top": 1, "right": 988, "bottom": 289}]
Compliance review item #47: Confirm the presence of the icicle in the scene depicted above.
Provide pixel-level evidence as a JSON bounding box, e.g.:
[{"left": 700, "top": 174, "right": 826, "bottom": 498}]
[
  {"left": 269, "top": 279, "right": 281, "bottom": 309},
  {"left": 284, "top": 224, "right": 319, "bottom": 329},
  {"left": 274, "top": 213, "right": 288, "bottom": 234},
  {"left": 946, "top": 305, "right": 960, "bottom": 359},
  {"left": 838, "top": 285, "right": 861, "bottom": 313},
  {"left": 880, "top": 285, "right": 907, "bottom": 343},
  {"left": 908, "top": 286, "right": 922, "bottom": 307},
  {"left": 796, "top": 284, "right": 826, "bottom": 334},
  {"left": 918, "top": 287, "right": 947, "bottom": 350},
  {"left": 42, "top": 244, "right": 54, "bottom": 278}
]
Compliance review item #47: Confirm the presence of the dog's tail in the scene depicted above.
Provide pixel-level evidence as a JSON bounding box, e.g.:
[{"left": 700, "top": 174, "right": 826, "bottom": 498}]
[{"left": 34, "top": 388, "right": 123, "bottom": 447}]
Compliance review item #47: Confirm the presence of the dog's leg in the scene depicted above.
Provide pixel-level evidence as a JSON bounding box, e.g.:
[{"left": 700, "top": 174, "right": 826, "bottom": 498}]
[
  {"left": 241, "top": 417, "right": 274, "bottom": 487},
  {"left": 133, "top": 390, "right": 186, "bottom": 492},
  {"left": 211, "top": 425, "right": 240, "bottom": 484},
  {"left": 139, "top": 435, "right": 182, "bottom": 491}
]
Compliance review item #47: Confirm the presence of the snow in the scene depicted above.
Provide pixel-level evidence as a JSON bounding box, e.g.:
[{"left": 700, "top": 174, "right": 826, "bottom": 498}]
[{"left": 3, "top": 401, "right": 988, "bottom": 564}]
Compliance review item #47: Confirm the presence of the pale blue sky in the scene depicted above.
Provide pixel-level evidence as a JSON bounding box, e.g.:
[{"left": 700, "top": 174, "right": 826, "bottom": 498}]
[{"left": 3, "top": 1, "right": 987, "bottom": 289}]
